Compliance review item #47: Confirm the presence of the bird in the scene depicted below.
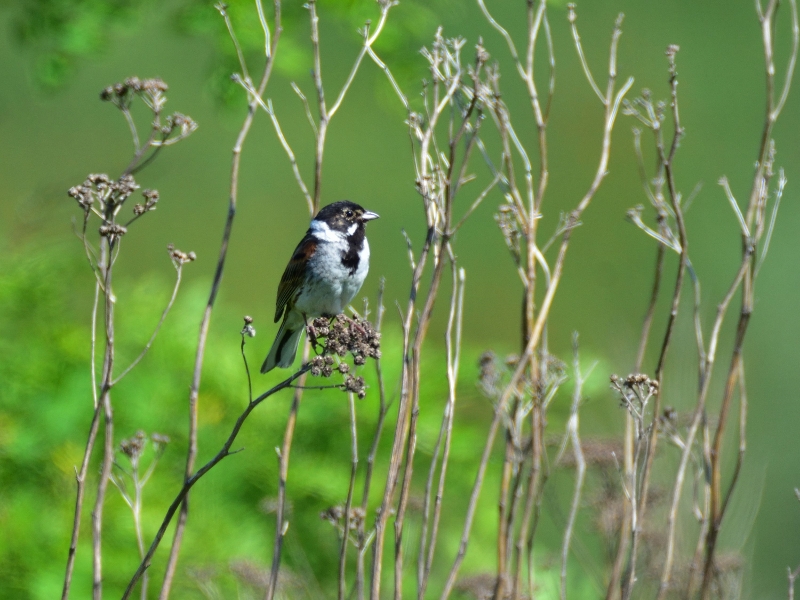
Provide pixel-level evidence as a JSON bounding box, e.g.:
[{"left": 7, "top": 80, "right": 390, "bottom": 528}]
[{"left": 261, "top": 200, "right": 379, "bottom": 373}]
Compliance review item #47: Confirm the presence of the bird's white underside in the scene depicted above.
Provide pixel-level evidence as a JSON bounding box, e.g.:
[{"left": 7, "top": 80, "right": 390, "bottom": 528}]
[{"left": 295, "top": 220, "right": 370, "bottom": 317}]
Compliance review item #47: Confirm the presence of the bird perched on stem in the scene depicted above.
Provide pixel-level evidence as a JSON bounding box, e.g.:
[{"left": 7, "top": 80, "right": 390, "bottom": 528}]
[{"left": 261, "top": 200, "right": 379, "bottom": 373}]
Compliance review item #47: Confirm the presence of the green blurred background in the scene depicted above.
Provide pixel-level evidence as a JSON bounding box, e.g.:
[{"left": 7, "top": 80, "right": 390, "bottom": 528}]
[{"left": 1, "top": 0, "right": 799, "bottom": 598}]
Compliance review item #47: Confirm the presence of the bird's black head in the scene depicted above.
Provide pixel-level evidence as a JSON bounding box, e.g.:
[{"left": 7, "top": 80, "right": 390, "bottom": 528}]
[{"left": 314, "top": 200, "right": 379, "bottom": 234}]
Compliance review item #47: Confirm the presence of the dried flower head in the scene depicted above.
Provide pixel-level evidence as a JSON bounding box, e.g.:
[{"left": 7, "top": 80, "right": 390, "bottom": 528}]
[
  {"left": 308, "top": 314, "right": 381, "bottom": 364},
  {"left": 320, "top": 504, "right": 366, "bottom": 531},
  {"left": 475, "top": 39, "right": 490, "bottom": 66},
  {"left": 99, "top": 223, "right": 127, "bottom": 239},
  {"left": 151, "top": 432, "right": 171, "bottom": 447},
  {"left": 68, "top": 173, "right": 139, "bottom": 214},
  {"left": 305, "top": 314, "right": 379, "bottom": 397},
  {"left": 120, "top": 430, "right": 147, "bottom": 460},
  {"left": 241, "top": 315, "right": 256, "bottom": 338},
  {"left": 100, "top": 77, "right": 168, "bottom": 107},
  {"left": 611, "top": 373, "right": 659, "bottom": 432},
  {"left": 164, "top": 113, "right": 198, "bottom": 138},
  {"left": 167, "top": 244, "right": 196, "bottom": 266},
  {"left": 343, "top": 375, "right": 367, "bottom": 399}
]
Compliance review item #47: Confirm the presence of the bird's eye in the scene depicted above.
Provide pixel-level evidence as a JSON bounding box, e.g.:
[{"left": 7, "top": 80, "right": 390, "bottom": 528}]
[{"left": 345, "top": 210, "right": 354, "bottom": 218}]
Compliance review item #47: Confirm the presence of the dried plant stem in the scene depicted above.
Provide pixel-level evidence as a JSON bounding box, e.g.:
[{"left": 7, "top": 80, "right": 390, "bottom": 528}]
[
  {"left": 417, "top": 263, "right": 464, "bottom": 599},
  {"left": 686, "top": 425, "right": 711, "bottom": 598},
  {"left": 700, "top": 313, "right": 751, "bottom": 597},
  {"left": 496, "top": 429, "right": 515, "bottom": 591},
  {"left": 790, "top": 550, "right": 800, "bottom": 600},
  {"left": 393, "top": 56, "right": 483, "bottom": 600},
  {"left": 265, "top": 360, "right": 307, "bottom": 600},
  {"left": 490, "top": 3, "right": 552, "bottom": 596},
  {"left": 698, "top": 3, "right": 798, "bottom": 596},
  {"left": 356, "top": 283, "right": 387, "bottom": 600},
  {"left": 440, "top": 406, "right": 503, "bottom": 600},
  {"left": 389, "top": 232, "right": 439, "bottom": 600},
  {"left": 657, "top": 256, "right": 751, "bottom": 599},
  {"left": 559, "top": 337, "right": 590, "bottom": 600},
  {"left": 370, "top": 36, "right": 475, "bottom": 600},
  {"left": 306, "top": 0, "right": 393, "bottom": 210},
  {"left": 112, "top": 264, "right": 183, "bottom": 385},
  {"left": 440, "top": 11, "right": 631, "bottom": 599},
  {"left": 61, "top": 278, "right": 103, "bottom": 600},
  {"left": 513, "top": 408, "right": 543, "bottom": 600},
  {"left": 61, "top": 401, "right": 103, "bottom": 600},
  {"left": 339, "top": 392, "right": 359, "bottom": 600},
  {"left": 262, "top": 98, "right": 313, "bottom": 212},
  {"left": 723, "top": 359, "right": 748, "bottom": 519},
  {"left": 261, "top": 3, "right": 396, "bottom": 592},
  {"left": 157, "top": 5, "right": 281, "bottom": 597},
  {"left": 625, "top": 47, "right": 686, "bottom": 599},
  {"left": 656, "top": 2, "right": 797, "bottom": 596},
  {"left": 369, "top": 171, "right": 418, "bottom": 599},
  {"left": 121, "top": 364, "right": 311, "bottom": 600},
  {"left": 91, "top": 238, "right": 116, "bottom": 600},
  {"left": 606, "top": 240, "right": 665, "bottom": 600}
]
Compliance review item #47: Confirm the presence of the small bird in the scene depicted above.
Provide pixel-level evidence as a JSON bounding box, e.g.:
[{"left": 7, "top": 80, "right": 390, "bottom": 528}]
[{"left": 261, "top": 200, "right": 379, "bottom": 373}]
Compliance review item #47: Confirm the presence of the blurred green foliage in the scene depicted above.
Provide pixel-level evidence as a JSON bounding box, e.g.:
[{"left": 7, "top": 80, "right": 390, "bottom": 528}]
[
  {"left": 8, "top": 0, "right": 151, "bottom": 89},
  {"left": 8, "top": 0, "right": 454, "bottom": 102}
]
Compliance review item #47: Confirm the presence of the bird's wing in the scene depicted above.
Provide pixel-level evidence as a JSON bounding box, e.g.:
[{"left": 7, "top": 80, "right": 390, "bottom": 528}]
[{"left": 274, "top": 233, "right": 317, "bottom": 322}]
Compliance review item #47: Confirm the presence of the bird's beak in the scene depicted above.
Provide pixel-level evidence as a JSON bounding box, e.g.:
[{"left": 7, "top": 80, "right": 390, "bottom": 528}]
[{"left": 361, "top": 211, "right": 380, "bottom": 221}]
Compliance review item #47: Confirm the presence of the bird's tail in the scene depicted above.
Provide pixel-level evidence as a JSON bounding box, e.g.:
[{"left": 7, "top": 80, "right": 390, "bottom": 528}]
[{"left": 261, "top": 312, "right": 305, "bottom": 374}]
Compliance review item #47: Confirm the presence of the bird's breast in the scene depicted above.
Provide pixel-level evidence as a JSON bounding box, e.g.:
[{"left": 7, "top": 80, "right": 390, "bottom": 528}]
[{"left": 295, "top": 238, "right": 370, "bottom": 317}]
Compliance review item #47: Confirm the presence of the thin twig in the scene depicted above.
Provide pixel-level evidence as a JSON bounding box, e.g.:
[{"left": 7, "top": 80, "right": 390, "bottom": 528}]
[
  {"left": 418, "top": 263, "right": 464, "bottom": 599},
  {"left": 339, "top": 392, "right": 359, "bottom": 600},
  {"left": 357, "top": 281, "right": 388, "bottom": 600},
  {"left": 265, "top": 344, "right": 310, "bottom": 600},
  {"left": 91, "top": 235, "right": 116, "bottom": 600},
  {"left": 657, "top": 255, "right": 752, "bottom": 599},
  {"left": 560, "top": 335, "right": 592, "bottom": 600},
  {"left": 111, "top": 263, "right": 184, "bottom": 386},
  {"left": 217, "top": 2, "right": 252, "bottom": 85},
  {"left": 122, "top": 364, "right": 311, "bottom": 600},
  {"left": 628, "top": 45, "right": 686, "bottom": 600}
]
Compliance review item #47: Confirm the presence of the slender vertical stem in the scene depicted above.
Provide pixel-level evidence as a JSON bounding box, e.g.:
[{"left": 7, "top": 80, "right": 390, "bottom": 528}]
[
  {"left": 339, "top": 392, "right": 359, "bottom": 600},
  {"left": 91, "top": 236, "right": 116, "bottom": 600},
  {"left": 121, "top": 365, "right": 311, "bottom": 600},
  {"left": 560, "top": 338, "right": 588, "bottom": 600},
  {"left": 357, "top": 282, "right": 387, "bottom": 600},
  {"left": 265, "top": 346, "right": 308, "bottom": 600},
  {"left": 626, "top": 48, "right": 686, "bottom": 599},
  {"left": 61, "top": 278, "right": 103, "bottom": 600},
  {"left": 61, "top": 404, "right": 103, "bottom": 600},
  {"left": 418, "top": 264, "right": 464, "bottom": 599},
  {"left": 158, "top": 5, "right": 282, "bottom": 596}
]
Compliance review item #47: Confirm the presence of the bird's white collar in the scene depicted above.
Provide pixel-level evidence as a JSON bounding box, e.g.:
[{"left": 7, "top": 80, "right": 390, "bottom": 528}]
[{"left": 310, "top": 219, "right": 355, "bottom": 241}]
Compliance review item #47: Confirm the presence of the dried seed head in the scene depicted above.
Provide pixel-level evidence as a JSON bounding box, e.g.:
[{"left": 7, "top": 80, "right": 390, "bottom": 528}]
[
  {"left": 120, "top": 430, "right": 147, "bottom": 460},
  {"left": 310, "top": 356, "right": 326, "bottom": 377},
  {"left": 151, "top": 432, "right": 171, "bottom": 446},
  {"left": 475, "top": 39, "right": 490, "bottom": 66},
  {"left": 99, "top": 223, "right": 127, "bottom": 238},
  {"left": 167, "top": 244, "right": 196, "bottom": 265},
  {"left": 343, "top": 375, "right": 366, "bottom": 399},
  {"left": 241, "top": 315, "right": 256, "bottom": 338},
  {"left": 567, "top": 3, "right": 577, "bottom": 23}
]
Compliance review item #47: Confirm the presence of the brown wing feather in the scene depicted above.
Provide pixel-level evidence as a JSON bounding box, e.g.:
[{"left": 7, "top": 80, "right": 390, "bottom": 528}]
[{"left": 274, "top": 234, "right": 317, "bottom": 322}]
